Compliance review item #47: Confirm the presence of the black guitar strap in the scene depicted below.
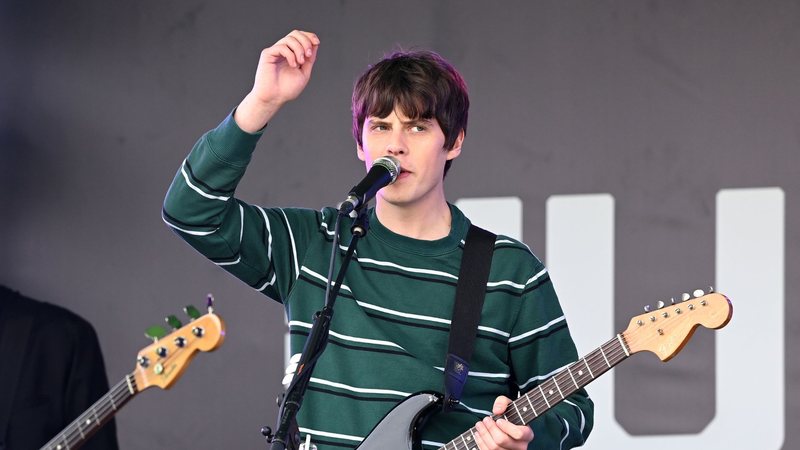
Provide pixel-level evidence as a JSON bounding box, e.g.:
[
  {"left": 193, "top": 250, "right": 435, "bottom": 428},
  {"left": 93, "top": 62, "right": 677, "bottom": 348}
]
[{"left": 443, "top": 224, "right": 496, "bottom": 412}]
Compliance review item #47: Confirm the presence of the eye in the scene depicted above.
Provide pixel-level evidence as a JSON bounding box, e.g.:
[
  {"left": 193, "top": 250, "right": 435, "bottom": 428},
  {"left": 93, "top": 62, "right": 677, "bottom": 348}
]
[
  {"left": 370, "top": 124, "right": 388, "bottom": 131},
  {"left": 410, "top": 125, "right": 427, "bottom": 132}
]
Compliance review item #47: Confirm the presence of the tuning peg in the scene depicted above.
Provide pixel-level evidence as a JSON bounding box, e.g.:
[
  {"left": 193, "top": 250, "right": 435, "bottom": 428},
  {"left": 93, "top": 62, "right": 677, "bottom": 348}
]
[
  {"left": 656, "top": 300, "right": 665, "bottom": 309},
  {"left": 670, "top": 297, "right": 676, "bottom": 305},
  {"left": 692, "top": 289, "right": 705, "bottom": 298},
  {"left": 681, "top": 292, "right": 691, "bottom": 301},
  {"left": 644, "top": 304, "right": 651, "bottom": 312},
  {"left": 184, "top": 304, "right": 201, "bottom": 320},
  {"left": 708, "top": 286, "right": 714, "bottom": 293},
  {"left": 145, "top": 325, "right": 167, "bottom": 342},
  {"left": 165, "top": 314, "right": 182, "bottom": 329},
  {"left": 206, "top": 294, "right": 215, "bottom": 314}
]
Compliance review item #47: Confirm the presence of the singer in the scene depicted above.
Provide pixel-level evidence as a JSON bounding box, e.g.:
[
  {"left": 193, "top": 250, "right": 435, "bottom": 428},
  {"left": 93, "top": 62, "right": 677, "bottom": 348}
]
[{"left": 163, "top": 30, "right": 592, "bottom": 450}]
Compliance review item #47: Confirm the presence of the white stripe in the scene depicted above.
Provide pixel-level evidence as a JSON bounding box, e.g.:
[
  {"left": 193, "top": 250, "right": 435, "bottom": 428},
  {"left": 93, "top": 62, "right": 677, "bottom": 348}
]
[
  {"left": 300, "top": 266, "right": 511, "bottom": 339},
  {"left": 509, "top": 316, "right": 565, "bottom": 343},
  {"left": 421, "top": 439, "right": 445, "bottom": 448},
  {"left": 301, "top": 266, "right": 353, "bottom": 292},
  {"left": 320, "top": 220, "right": 336, "bottom": 236},
  {"left": 257, "top": 207, "right": 273, "bottom": 262},
  {"left": 256, "top": 273, "right": 276, "bottom": 291},
  {"left": 180, "top": 161, "right": 230, "bottom": 201},
  {"left": 309, "top": 377, "right": 410, "bottom": 397},
  {"left": 478, "top": 325, "right": 510, "bottom": 337},
  {"left": 484, "top": 268, "right": 547, "bottom": 291},
  {"left": 519, "top": 363, "right": 571, "bottom": 390},
  {"left": 564, "top": 399, "right": 586, "bottom": 434},
  {"left": 559, "top": 418, "right": 570, "bottom": 450},
  {"left": 487, "top": 279, "right": 526, "bottom": 289},
  {"left": 298, "top": 427, "right": 363, "bottom": 443},
  {"left": 356, "top": 257, "right": 458, "bottom": 280},
  {"left": 238, "top": 204, "right": 244, "bottom": 243},
  {"left": 162, "top": 216, "right": 217, "bottom": 236},
  {"left": 288, "top": 321, "right": 404, "bottom": 349},
  {"left": 355, "top": 301, "right": 451, "bottom": 325},
  {"left": 459, "top": 402, "right": 492, "bottom": 416},
  {"left": 216, "top": 256, "right": 241, "bottom": 266},
  {"left": 307, "top": 377, "right": 493, "bottom": 416},
  {"left": 279, "top": 208, "right": 300, "bottom": 280},
  {"left": 433, "top": 366, "right": 510, "bottom": 379},
  {"left": 526, "top": 268, "right": 548, "bottom": 285},
  {"left": 212, "top": 205, "right": 245, "bottom": 266}
]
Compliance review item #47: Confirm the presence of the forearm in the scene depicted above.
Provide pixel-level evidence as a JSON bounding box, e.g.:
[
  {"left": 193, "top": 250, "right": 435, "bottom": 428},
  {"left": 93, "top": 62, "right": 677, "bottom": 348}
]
[{"left": 162, "top": 113, "right": 265, "bottom": 267}]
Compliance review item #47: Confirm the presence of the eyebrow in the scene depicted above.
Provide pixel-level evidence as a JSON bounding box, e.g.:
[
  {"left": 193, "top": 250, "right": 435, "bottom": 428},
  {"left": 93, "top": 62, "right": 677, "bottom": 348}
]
[{"left": 366, "top": 118, "right": 434, "bottom": 126}]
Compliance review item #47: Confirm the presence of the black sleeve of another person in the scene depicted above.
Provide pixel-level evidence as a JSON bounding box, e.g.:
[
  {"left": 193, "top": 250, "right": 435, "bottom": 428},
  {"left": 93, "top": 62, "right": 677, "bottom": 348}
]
[{"left": 0, "top": 285, "right": 119, "bottom": 450}]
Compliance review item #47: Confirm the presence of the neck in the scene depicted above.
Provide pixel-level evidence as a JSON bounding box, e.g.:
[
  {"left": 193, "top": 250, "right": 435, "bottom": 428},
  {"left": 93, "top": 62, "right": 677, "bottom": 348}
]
[{"left": 375, "top": 196, "right": 452, "bottom": 240}]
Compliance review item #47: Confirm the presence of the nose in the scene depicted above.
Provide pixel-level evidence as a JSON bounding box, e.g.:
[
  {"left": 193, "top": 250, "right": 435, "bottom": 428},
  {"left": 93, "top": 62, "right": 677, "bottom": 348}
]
[
  {"left": 385, "top": 128, "right": 407, "bottom": 156},
  {"left": 386, "top": 145, "right": 406, "bottom": 157},
  {"left": 386, "top": 141, "right": 406, "bottom": 157}
]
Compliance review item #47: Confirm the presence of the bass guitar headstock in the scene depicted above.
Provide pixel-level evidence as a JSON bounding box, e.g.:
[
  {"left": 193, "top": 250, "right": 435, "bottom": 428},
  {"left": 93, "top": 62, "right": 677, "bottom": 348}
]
[{"left": 133, "top": 302, "right": 225, "bottom": 391}]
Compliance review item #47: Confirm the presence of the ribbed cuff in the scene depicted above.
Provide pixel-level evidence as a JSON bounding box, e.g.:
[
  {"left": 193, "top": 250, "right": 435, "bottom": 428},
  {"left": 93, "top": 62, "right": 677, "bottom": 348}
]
[{"left": 205, "top": 108, "right": 266, "bottom": 166}]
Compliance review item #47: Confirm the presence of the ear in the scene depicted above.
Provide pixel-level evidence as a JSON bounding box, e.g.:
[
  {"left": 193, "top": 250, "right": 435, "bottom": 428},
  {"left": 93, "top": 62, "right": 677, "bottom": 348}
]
[
  {"left": 357, "top": 144, "right": 366, "bottom": 162},
  {"left": 446, "top": 130, "right": 465, "bottom": 161}
]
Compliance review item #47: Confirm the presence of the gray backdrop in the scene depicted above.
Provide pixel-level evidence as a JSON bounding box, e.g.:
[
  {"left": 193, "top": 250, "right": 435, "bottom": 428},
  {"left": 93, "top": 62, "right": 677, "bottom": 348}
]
[{"left": 1, "top": 1, "right": 797, "bottom": 448}]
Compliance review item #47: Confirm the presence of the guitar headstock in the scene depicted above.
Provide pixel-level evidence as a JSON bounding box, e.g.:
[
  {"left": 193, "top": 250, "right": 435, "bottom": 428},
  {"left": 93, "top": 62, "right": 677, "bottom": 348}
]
[
  {"left": 623, "top": 291, "right": 732, "bottom": 361},
  {"left": 132, "top": 310, "right": 225, "bottom": 390}
]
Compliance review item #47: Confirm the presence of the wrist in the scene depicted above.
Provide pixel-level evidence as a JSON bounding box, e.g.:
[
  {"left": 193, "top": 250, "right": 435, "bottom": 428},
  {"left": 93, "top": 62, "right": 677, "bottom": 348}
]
[{"left": 234, "top": 93, "right": 283, "bottom": 133}]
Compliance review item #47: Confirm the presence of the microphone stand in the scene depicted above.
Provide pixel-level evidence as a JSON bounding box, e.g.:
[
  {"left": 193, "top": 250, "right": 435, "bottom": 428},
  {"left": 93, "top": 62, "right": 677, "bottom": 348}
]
[{"left": 265, "top": 207, "right": 370, "bottom": 450}]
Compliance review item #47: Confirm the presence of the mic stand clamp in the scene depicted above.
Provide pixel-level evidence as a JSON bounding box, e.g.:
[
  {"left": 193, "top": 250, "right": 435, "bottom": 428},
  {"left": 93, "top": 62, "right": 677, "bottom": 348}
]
[{"left": 267, "top": 207, "right": 370, "bottom": 450}]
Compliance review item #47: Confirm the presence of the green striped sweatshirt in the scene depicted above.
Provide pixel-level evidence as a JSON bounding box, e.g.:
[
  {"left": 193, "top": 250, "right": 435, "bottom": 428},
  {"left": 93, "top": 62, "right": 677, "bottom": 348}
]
[{"left": 163, "top": 113, "right": 593, "bottom": 449}]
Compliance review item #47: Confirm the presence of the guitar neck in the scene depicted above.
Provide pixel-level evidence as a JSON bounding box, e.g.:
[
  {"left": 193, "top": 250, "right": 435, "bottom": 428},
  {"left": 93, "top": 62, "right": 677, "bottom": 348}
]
[
  {"left": 40, "top": 373, "right": 139, "bottom": 450},
  {"left": 441, "top": 334, "right": 631, "bottom": 450}
]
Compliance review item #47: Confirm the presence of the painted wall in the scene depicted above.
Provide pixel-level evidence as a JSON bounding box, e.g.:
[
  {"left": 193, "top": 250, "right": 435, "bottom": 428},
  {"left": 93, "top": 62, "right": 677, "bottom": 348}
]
[{"left": 1, "top": 1, "right": 796, "bottom": 448}]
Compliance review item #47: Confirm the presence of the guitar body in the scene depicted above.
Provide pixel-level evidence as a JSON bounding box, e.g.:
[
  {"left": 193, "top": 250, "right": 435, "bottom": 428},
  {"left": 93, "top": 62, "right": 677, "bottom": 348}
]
[
  {"left": 350, "top": 292, "right": 732, "bottom": 450},
  {"left": 356, "top": 392, "right": 441, "bottom": 450}
]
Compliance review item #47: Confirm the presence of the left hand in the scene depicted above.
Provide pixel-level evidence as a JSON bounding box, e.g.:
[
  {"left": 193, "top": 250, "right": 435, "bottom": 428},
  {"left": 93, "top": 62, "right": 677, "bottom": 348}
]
[{"left": 473, "top": 396, "right": 535, "bottom": 450}]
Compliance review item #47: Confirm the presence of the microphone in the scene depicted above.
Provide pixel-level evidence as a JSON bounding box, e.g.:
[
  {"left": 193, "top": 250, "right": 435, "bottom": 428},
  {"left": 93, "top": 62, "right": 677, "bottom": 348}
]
[{"left": 338, "top": 156, "right": 401, "bottom": 214}]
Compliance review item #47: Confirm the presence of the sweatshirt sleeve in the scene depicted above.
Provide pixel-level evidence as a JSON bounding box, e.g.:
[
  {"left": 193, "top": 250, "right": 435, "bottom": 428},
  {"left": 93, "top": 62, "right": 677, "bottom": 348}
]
[
  {"left": 162, "top": 112, "right": 321, "bottom": 302},
  {"left": 508, "top": 264, "right": 594, "bottom": 449}
]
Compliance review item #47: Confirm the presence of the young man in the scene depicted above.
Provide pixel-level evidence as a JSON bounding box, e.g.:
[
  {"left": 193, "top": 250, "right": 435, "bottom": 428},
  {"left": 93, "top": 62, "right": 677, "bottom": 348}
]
[{"left": 163, "top": 30, "right": 593, "bottom": 450}]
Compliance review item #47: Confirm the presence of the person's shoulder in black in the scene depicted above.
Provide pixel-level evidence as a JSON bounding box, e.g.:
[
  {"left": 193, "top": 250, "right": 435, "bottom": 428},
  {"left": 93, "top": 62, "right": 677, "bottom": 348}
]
[{"left": 0, "top": 285, "right": 119, "bottom": 450}]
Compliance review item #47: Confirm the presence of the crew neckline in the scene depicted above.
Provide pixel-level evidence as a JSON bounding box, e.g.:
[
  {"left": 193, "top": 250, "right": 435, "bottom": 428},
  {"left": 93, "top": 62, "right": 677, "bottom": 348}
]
[{"left": 367, "top": 203, "right": 470, "bottom": 256}]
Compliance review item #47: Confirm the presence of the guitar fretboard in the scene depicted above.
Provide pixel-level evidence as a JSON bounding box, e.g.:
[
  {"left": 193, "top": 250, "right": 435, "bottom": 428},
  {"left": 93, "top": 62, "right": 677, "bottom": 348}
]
[
  {"left": 439, "top": 334, "right": 631, "bottom": 450},
  {"left": 40, "top": 373, "right": 138, "bottom": 450}
]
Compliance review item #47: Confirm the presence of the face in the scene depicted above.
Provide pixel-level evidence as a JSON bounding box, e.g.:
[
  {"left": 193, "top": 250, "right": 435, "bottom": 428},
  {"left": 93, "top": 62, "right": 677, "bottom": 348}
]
[{"left": 357, "top": 108, "right": 463, "bottom": 210}]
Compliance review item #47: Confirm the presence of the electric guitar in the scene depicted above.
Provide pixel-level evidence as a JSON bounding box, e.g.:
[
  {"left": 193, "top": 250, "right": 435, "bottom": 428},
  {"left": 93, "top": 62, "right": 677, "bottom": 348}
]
[
  {"left": 355, "top": 290, "right": 733, "bottom": 450},
  {"left": 39, "top": 305, "right": 225, "bottom": 450}
]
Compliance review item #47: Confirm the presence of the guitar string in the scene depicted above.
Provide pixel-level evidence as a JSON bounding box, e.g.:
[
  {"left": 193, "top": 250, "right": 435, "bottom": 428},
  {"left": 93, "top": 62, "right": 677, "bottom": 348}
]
[
  {"left": 498, "top": 341, "right": 621, "bottom": 427},
  {"left": 513, "top": 340, "right": 628, "bottom": 425},
  {"left": 45, "top": 376, "right": 135, "bottom": 449},
  {"left": 62, "top": 377, "right": 134, "bottom": 447},
  {"left": 440, "top": 340, "right": 629, "bottom": 450},
  {"left": 50, "top": 321, "right": 213, "bottom": 447}
]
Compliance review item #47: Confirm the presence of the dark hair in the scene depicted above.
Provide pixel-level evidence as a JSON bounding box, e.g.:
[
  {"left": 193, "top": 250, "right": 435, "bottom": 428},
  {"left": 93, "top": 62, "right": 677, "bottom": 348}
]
[{"left": 352, "top": 50, "right": 469, "bottom": 177}]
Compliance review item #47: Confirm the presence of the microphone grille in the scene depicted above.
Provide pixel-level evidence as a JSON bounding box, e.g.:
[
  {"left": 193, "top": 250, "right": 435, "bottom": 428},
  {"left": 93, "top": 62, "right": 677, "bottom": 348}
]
[{"left": 373, "top": 156, "right": 401, "bottom": 183}]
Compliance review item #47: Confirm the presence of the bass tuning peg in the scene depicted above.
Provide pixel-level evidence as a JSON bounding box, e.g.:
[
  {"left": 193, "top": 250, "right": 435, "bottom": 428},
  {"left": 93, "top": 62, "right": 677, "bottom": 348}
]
[
  {"left": 165, "top": 314, "right": 182, "bottom": 330},
  {"left": 144, "top": 325, "right": 167, "bottom": 342},
  {"left": 184, "top": 304, "right": 201, "bottom": 320}
]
